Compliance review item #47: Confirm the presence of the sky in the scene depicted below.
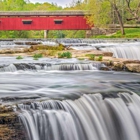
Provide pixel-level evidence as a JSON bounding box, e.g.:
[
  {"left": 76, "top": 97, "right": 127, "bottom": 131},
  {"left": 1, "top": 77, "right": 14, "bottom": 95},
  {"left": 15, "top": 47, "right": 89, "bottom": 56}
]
[{"left": 29, "top": 0, "right": 74, "bottom": 7}]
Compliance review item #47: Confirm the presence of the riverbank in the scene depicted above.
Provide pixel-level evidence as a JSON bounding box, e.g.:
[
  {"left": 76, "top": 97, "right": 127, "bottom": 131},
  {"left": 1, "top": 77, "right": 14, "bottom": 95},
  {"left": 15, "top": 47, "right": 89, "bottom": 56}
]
[{"left": 93, "top": 28, "right": 140, "bottom": 38}]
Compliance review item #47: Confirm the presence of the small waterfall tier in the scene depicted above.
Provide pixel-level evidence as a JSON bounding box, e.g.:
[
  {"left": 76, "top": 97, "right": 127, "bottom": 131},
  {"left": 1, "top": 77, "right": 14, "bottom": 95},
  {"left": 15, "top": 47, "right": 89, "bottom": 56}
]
[
  {"left": 0, "top": 63, "right": 100, "bottom": 72},
  {"left": 99, "top": 42, "right": 140, "bottom": 60},
  {"left": 18, "top": 92, "right": 140, "bottom": 140}
]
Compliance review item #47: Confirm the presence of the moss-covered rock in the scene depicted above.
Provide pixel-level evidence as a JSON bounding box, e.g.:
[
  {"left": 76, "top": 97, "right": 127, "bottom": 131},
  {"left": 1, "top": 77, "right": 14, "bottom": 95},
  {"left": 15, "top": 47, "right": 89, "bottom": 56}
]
[{"left": 29, "top": 44, "right": 65, "bottom": 52}]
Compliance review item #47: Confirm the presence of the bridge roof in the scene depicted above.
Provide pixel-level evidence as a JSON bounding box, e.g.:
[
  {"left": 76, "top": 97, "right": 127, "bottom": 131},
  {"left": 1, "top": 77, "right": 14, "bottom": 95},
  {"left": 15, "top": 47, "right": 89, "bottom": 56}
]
[{"left": 0, "top": 11, "right": 90, "bottom": 16}]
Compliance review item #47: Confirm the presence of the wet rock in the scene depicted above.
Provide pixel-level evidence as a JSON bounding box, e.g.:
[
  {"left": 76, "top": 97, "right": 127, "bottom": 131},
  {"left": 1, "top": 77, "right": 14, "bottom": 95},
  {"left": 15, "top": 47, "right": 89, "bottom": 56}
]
[
  {"left": 125, "top": 63, "right": 140, "bottom": 72},
  {"left": 0, "top": 48, "right": 25, "bottom": 54},
  {"left": 14, "top": 41, "right": 41, "bottom": 45},
  {"left": 0, "top": 105, "right": 13, "bottom": 113},
  {"left": 99, "top": 63, "right": 110, "bottom": 71},
  {"left": 101, "top": 61, "right": 112, "bottom": 66},
  {"left": 102, "top": 52, "right": 113, "bottom": 57},
  {"left": 112, "top": 62, "right": 124, "bottom": 71},
  {"left": 0, "top": 105, "right": 27, "bottom": 140}
]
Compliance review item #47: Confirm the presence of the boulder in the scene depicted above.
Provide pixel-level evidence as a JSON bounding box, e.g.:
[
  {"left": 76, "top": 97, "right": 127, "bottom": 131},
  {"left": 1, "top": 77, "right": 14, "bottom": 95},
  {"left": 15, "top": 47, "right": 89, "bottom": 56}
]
[
  {"left": 125, "top": 63, "right": 140, "bottom": 72},
  {"left": 112, "top": 62, "right": 124, "bottom": 71},
  {"left": 122, "top": 60, "right": 140, "bottom": 64}
]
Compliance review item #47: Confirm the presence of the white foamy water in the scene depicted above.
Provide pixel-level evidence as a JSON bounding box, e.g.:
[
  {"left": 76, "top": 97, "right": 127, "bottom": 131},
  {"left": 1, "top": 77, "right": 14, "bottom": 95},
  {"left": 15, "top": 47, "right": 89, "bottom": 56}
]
[
  {"left": 0, "top": 39, "right": 140, "bottom": 140},
  {"left": 19, "top": 92, "right": 140, "bottom": 140}
]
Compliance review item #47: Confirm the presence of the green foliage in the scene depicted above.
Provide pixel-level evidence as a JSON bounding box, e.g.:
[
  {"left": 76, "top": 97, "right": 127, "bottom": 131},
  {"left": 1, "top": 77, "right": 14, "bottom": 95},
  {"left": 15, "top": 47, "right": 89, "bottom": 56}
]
[
  {"left": 89, "top": 54, "right": 95, "bottom": 60},
  {"left": 97, "top": 55, "right": 103, "bottom": 61},
  {"left": 85, "top": 54, "right": 95, "bottom": 60},
  {"left": 86, "top": 0, "right": 111, "bottom": 27},
  {"left": 85, "top": 54, "right": 103, "bottom": 61},
  {"left": 94, "top": 28, "right": 140, "bottom": 38},
  {"left": 33, "top": 53, "right": 43, "bottom": 59},
  {"left": 47, "top": 30, "right": 66, "bottom": 38},
  {"left": 64, "top": 30, "right": 85, "bottom": 38},
  {"left": 58, "top": 52, "right": 72, "bottom": 58},
  {"left": 0, "top": 31, "right": 29, "bottom": 38},
  {"left": 16, "top": 55, "right": 23, "bottom": 59},
  {"left": 78, "top": 58, "right": 85, "bottom": 60}
]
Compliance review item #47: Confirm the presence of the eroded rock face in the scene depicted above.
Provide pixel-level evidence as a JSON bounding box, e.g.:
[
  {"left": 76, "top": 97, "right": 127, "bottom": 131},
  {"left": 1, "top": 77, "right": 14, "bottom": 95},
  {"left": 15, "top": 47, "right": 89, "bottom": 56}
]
[
  {"left": 112, "top": 62, "right": 124, "bottom": 71},
  {"left": 14, "top": 41, "right": 41, "bottom": 45},
  {"left": 102, "top": 57, "right": 140, "bottom": 73},
  {"left": 0, "top": 105, "right": 27, "bottom": 140},
  {"left": 0, "top": 48, "right": 26, "bottom": 54},
  {"left": 125, "top": 63, "right": 140, "bottom": 73}
]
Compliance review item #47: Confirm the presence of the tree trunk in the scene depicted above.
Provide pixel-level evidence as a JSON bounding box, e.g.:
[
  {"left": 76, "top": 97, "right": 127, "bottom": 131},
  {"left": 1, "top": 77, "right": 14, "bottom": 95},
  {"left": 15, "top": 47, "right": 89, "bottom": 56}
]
[{"left": 113, "top": 4, "right": 125, "bottom": 35}]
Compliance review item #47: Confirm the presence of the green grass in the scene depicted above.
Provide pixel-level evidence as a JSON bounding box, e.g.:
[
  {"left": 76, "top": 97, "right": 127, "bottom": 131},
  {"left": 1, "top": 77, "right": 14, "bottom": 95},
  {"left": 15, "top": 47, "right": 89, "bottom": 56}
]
[
  {"left": 97, "top": 55, "right": 103, "bottom": 61},
  {"left": 93, "top": 28, "right": 140, "bottom": 38},
  {"left": 16, "top": 56, "right": 23, "bottom": 59},
  {"left": 33, "top": 53, "right": 43, "bottom": 59},
  {"left": 58, "top": 52, "right": 72, "bottom": 58},
  {"left": 85, "top": 54, "right": 95, "bottom": 60}
]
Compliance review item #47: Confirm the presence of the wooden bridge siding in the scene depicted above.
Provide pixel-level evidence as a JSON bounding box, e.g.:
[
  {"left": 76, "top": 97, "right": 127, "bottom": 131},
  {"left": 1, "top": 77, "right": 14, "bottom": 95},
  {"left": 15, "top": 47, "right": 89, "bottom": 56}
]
[{"left": 0, "top": 16, "right": 91, "bottom": 30}]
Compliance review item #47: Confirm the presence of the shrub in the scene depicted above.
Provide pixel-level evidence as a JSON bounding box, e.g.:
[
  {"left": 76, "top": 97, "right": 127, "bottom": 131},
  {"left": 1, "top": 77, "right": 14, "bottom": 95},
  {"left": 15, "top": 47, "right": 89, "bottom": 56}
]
[
  {"left": 97, "top": 55, "right": 103, "bottom": 61},
  {"left": 58, "top": 52, "right": 72, "bottom": 58},
  {"left": 33, "top": 53, "right": 43, "bottom": 59},
  {"left": 85, "top": 54, "right": 95, "bottom": 60},
  {"left": 89, "top": 54, "right": 95, "bottom": 60},
  {"left": 16, "top": 56, "right": 23, "bottom": 59}
]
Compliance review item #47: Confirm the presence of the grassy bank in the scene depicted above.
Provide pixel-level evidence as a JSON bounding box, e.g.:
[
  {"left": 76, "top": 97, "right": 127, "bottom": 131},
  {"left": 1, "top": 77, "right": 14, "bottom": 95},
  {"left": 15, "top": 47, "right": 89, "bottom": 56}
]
[{"left": 93, "top": 28, "right": 140, "bottom": 38}]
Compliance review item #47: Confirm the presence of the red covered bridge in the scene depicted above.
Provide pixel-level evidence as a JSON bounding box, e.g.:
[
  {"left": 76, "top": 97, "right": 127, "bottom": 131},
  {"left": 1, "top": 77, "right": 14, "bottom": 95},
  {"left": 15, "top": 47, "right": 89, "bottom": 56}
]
[{"left": 0, "top": 11, "right": 92, "bottom": 31}]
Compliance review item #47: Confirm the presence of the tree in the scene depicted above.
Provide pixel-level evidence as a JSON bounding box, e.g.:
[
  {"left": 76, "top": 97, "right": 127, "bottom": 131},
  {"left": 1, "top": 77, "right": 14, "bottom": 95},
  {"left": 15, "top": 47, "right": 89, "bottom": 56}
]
[
  {"left": 86, "top": 0, "right": 111, "bottom": 27},
  {"left": 2, "top": 0, "right": 26, "bottom": 11},
  {"left": 125, "top": 0, "right": 140, "bottom": 22},
  {"left": 109, "top": 0, "right": 125, "bottom": 35},
  {"left": 86, "top": 0, "right": 125, "bottom": 35}
]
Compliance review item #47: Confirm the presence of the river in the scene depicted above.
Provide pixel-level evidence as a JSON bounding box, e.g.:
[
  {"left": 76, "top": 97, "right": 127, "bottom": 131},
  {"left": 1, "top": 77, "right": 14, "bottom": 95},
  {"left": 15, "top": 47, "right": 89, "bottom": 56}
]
[{"left": 1, "top": 39, "right": 140, "bottom": 140}]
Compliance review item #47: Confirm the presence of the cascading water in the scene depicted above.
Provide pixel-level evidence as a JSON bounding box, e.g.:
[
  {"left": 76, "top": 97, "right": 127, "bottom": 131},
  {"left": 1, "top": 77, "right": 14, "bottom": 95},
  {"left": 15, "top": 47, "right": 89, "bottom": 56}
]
[
  {"left": 58, "top": 39, "right": 140, "bottom": 60},
  {"left": 18, "top": 92, "right": 140, "bottom": 140},
  {"left": 1, "top": 39, "right": 140, "bottom": 140},
  {"left": 0, "top": 63, "right": 98, "bottom": 72},
  {"left": 99, "top": 42, "right": 140, "bottom": 60}
]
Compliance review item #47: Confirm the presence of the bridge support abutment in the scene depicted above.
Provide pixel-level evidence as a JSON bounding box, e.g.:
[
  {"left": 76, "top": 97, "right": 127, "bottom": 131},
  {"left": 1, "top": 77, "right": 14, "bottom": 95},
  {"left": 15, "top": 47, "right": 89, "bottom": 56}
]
[
  {"left": 44, "top": 30, "right": 49, "bottom": 38},
  {"left": 86, "top": 30, "right": 92, "bottom": 38}
]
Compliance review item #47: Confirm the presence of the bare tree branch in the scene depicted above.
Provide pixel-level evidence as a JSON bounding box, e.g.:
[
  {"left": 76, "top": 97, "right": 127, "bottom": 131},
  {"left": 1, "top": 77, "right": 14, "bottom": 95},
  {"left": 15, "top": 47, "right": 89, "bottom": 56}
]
[{"left": 125, "top": 0, "right": 140, "bottom": 21}]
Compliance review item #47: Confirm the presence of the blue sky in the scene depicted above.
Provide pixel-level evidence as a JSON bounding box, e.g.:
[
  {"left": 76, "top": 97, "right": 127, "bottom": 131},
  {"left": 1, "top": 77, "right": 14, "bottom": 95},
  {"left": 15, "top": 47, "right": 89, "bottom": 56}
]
[{"left": 29, "top": 0, "right": 74, "bottom": 7}]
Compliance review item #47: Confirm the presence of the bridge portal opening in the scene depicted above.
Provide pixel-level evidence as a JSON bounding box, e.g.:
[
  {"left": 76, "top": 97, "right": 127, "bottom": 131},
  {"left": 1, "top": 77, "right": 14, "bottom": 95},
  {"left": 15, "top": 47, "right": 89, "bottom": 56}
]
[
  {"left": 54, "top": 19, "right": 63, "bottom": 24},
  {"left": 22, "top": 20, "right": 32, "bottom": 24}
]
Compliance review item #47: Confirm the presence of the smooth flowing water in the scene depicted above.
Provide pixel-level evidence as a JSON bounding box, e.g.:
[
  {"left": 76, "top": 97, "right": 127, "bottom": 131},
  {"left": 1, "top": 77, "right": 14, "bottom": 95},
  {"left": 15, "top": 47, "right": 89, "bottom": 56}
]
[
  {"left": 59, "top": 39, "right": 140, "bottom": 60},
  {"left": 1, "top": 39, "right": 140, "bottom": 140},
  {"left": 19, "top": 93, "right": 140, "bottom": 140}
]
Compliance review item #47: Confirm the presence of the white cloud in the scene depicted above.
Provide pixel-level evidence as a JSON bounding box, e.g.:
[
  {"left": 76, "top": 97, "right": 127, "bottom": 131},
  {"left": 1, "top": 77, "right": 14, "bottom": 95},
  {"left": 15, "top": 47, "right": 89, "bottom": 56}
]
[{"left": 29, "top": 0, "right": 73, "bottom": 7}]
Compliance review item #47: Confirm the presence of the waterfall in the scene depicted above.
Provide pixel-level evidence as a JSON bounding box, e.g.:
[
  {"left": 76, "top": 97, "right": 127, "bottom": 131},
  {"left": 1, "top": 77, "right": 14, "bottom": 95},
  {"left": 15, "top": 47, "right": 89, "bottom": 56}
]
[
  {"left": 57, "top": 39, "right": 140, "bottom": 60},
  {"left": 0, "top": 63, "right": 98, "bottom": 72},
  {"left": 99, "top": 42, "right": 140, "bottom": 60},
  {"left": 18, "top": 92, "right": 140, "bottom": 140}
]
